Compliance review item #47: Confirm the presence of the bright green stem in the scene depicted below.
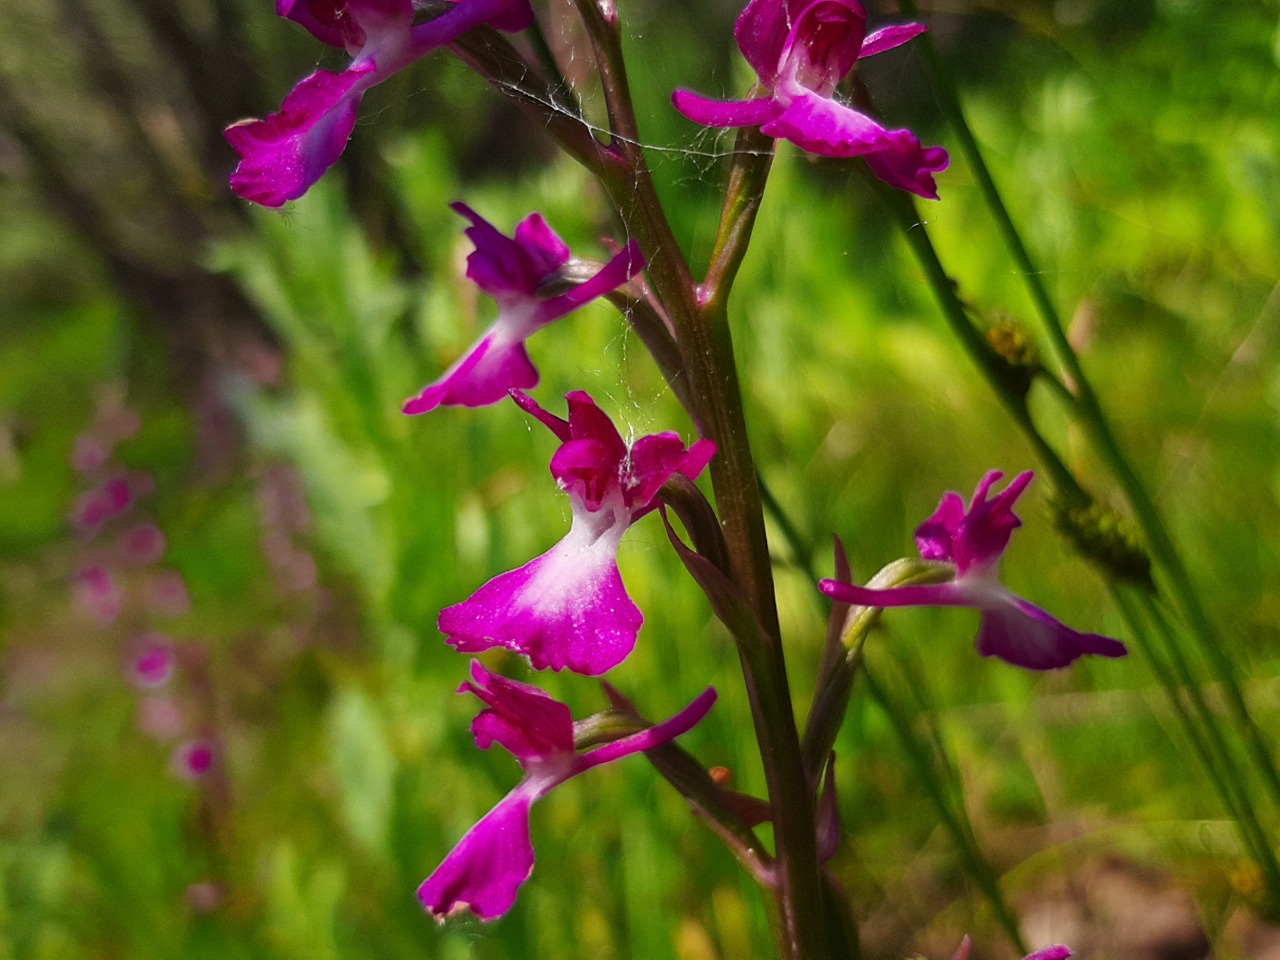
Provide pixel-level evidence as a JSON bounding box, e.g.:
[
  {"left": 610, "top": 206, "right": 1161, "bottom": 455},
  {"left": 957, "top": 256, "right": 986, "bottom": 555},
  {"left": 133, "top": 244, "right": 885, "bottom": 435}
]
[
  {"left": 899, "top": 3, "right": 1280, "bottom": 810},
  {"left": 564, "top": 4, "right": 828, "bottom": 955}
]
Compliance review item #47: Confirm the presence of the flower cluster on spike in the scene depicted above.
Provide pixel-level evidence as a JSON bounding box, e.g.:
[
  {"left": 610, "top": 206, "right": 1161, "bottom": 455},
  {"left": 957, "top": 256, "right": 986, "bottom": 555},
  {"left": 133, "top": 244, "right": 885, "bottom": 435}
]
[
  {"left": 821, "top": 470, "right": 1128, "bottom": 670},
  {"left": 418, "top": 662, "right": 716, "bottom": 921},
  {"left": 225, "top": 0, "right": 535, "bottom": 206},
  {"left": 672, "top": 0, "right": 949, "bottom": 198},
  {"left": 439, "top": 389, "right": 716, "bottom": 675},
  {"left": 403, "top": 205, "right": 645, "bottom": 414}
]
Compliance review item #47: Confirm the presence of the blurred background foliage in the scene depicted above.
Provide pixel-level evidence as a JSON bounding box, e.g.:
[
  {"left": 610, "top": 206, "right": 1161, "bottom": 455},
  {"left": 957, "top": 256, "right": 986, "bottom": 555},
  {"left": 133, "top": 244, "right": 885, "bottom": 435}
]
[{"left": 1, "top": 0, "right": 1278, "bottom": 957}]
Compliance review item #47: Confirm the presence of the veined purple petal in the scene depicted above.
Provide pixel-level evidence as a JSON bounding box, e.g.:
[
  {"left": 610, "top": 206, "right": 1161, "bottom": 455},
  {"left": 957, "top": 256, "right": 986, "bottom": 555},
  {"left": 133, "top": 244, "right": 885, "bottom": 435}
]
[
  {"left": 776, "top": 0, "right": 867, "bottom": 95},
  {"left": 733, "top": 0, "right": 793, "bottom": 84},
  {"left": 402, "top": 328, "right": 539, "bottom": 415},
  {"left": 463, "top": 661, "right": 575, "bottom": 761},
  {"left": 976, "top": 595, "right": 1128, "bottom": 670},
  {"left": 858, "top": 22, "right": 927, "bottom": 58},
  {"left": 528, "top": 240, "right": 645, "bottom": 328},
  {"left": 672, "top": 90, "right": 782, "bottom": 129},
  {"left": 571, "top": 686, "right": 717, "bottom": 773},
  {"left": 225, "top": 64, "right": 372, "bottom": 207},
  {"left": 451, "top": 202, "right": 555, "bottom": 298},
  {"left": 921, "top": 470, "right": 1031, "bottom": 575},
  {"left": 761, "top": 88, "right": 888, "bottom": 156},
  {"left": 439, "top": 520, "right": 641, "bottom": 675},
  {"left": 418, "top": 788, "right": 537, "bottom": 922}
]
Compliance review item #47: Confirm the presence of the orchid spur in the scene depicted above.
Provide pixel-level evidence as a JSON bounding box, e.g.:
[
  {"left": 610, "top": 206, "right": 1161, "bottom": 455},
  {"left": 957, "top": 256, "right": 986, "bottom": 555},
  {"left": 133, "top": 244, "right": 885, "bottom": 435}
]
[
  {"left": 402, "top": 204, "right": 644, "bottom": 414},
  {"left": 419, "top": 661, "right": 717, "bottom": 921},
  {"left": 672, "top": 0, "right": 949, "bottom": 198},
  {"left": 438, "top": 390, "right": 715, "bottom": 676},
  {"left": 820, "top": 470, "right": 1128, "bottom": 670},
  {"left": 225, "top": 0, "right": 535, "bottom": 207}
]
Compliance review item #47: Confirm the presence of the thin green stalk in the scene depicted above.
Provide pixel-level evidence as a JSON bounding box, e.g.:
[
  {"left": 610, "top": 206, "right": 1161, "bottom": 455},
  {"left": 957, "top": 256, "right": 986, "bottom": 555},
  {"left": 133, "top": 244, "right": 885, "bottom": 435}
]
[
  {"left": 1136, "top": 592, "right": 1280, "bottom": 903},
  {"left": 897, "top": 1, "right": 1280, "bottom": 809},
  {"left": 1110, "top": 588, "right": 1279, "bottom": 889},
  {"left": 862, "top": 667, "right": 1028, "bottom": 953}
]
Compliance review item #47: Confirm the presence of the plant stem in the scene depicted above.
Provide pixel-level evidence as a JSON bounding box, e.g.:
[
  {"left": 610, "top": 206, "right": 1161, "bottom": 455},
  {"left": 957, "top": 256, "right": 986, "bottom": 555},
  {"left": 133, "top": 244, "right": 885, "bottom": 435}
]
[{"left": 563, "top": 3, "right": 828, "bottom": 954}]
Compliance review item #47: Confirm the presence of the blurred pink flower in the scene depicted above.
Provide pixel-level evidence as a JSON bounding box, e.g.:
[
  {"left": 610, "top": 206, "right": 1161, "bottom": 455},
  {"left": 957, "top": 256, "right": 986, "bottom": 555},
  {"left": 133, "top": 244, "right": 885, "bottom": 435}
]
[
  {"left": 148, "top": 569, "right": 191, "bottom": 617},
  {"left": 137, "top": 696, "right": 185, "bottom": 741},
  {"left": 126, "top": 632, "right": 176, "bottom": 689},
  {"left": 170, "top": 738, "right": 216, "bottom": 780},
  {"left": 73, "top": 565, "right": 122, "bottom": 625},
  {"left": 119, "top": 522, "right": 167, "bottom": 566}
]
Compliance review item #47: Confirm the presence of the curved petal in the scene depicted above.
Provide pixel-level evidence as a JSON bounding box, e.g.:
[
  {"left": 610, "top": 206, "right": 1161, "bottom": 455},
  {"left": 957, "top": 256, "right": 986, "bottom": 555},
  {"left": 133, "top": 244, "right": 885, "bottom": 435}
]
[
  {"left": 777, "top": 0, "right": 866, "bottom": 94},
  {"left": 512, "top": 212, "right": 573, "bottom": 280},
  {"left": 418, "top": 789, "right": 537, "bottom": 922},
  {"left": 672, "top": 90, "right": 782, "bottom": 129},
  {"left": 529, "top": 240, "right": 645, "bottom": 329},
  {"left": 225, "top": 64, "right": 372, "bottom": 207},
  {"left": 819, "top": 578, "right": 970, "bottom": 609},
  {"left": 438, "top": 520, "right": 641, "bottom": 675},
  {"left": 914, "top": 490, "right": 965, "bottom": 562},
  {"left": 733, "top": 0, "right": 791, "bottom": 84},
  {"left": 976, "top": 595, "right": 1128, "bottom": 670},
  {"left": 401, "top": 329, "right": 539, "bottom": 414},
  {"left": 571, "top": 686, "right": 717, "bottom": 773},
  {"left": 409, "top": 0, "right": 530, "bottom": 51},
  {"left": 858, "top": 22, "right": 927, "bottom": 59},
  {"left": 279, "top": 0, "right": 414, "bottom": 51},
  {"left": 864, "top": 131, "right": 950, "bottom": 200},
  {"left": 463, "top": 661, "right": 575, "bottom": 761},
  {"left": 451, "top": 202, "right": 547, "bottom": 298}
]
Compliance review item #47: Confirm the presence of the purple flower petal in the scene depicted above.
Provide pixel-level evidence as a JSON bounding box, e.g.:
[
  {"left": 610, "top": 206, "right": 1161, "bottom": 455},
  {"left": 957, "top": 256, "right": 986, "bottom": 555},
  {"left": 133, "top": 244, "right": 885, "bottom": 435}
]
[
  {"left": 401, "top": 330, "right": 539, "bottom": 414},
  {"left": 439, "top": 520, "right": 641, "bottom": 675},
  {"left": 74, "top": 565, "right": 121, "bottom": 624},
  {"left": 760, "top": 88, "right": 889, "bottom": 156},
  {"left": 463, "top": 661, "right": 575, "bottom": 761},
  {"left": 226, "top": 65, "right": 372, "bottom": 208},
  {"left": 671, "top": 90, "right": 782, "bottom": 129},
  {"left": 775, "top": 0, "right": 866, "bottom": 95},
  {"left": 918, "top": 470, "right": 1031, "bottom": 575},
  {"left": 571, "top": 685, "right": 717, "bottom": 772},
  {"left": 171, "top": 738, "right": 217, "bottom": 780},
  {"left": 402, "top": 217, "right": 642, "bottom": 415},
  {"left": 418, "top": 788, "right": 538, "bottom": 922},
  {"left": 864, "top": 132, "right": 950, "bottom": 200},
  {"left": 858, "top": 22, "right": 928, "bottom": 59},
  {"left": 120, "top": 522, "right": 166, "bottom": 566},
  {"left": 976, "top": 595, "right": 1128, "bottom": 670},
  {"left": 278, "top": 0, "right": 414, "bottom": 50}
]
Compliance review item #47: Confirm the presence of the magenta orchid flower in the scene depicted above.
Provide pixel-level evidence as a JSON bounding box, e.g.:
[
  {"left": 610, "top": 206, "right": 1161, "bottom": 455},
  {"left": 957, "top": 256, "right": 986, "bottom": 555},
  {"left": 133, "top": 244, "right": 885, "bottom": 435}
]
[
  {"left": 402, "top": 204, "right": 645, "bottom": 414},
  {"left": 438, "top": 390, "right": 715, "bottom": 675},
  {"left": 419, "top": 661, "right": 717, "bottom": 921},
  {"left": 951, "top": 936, "right": 1072, "bottom": 960},
  {"left": 672, "top": 0, "right": 949, "bottom": 198},
  {"left": 225, "top": 0, "right": 535, "bottom": 207},
  {"left": 820, "top": 471, "right": 1128, "bottom": 670},
  {"left": 170, "top": 738, "right": 217, "bottom": 781}
]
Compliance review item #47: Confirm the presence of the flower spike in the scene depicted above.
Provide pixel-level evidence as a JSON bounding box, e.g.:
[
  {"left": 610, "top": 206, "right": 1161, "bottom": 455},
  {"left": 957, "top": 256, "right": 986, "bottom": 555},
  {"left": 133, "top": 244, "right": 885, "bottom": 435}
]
[
  {"left": 438, "top": 391, "right": 715, "bottom": 675},
  {"left": 672, "top": 0, "right": 948, "bottom": 198},
  {"left": 419, "top": 661, "right": 716, "bottom": 921},
  {"left": 402, "top": 205, "right": 645, "bottom": 414},
  {"left": 820, "top": 470, "right": 1128, "bottom": 670}
]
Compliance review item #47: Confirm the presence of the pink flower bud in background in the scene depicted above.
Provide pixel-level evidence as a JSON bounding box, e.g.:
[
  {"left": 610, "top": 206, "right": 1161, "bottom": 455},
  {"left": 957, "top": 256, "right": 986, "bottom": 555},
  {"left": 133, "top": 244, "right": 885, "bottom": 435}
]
[
  {"left": 148, "top": 570, "right": 191, "bottom": 618},
  {"left": 74, "top": 565, "right": 122, "bottom": 625},
  {"left": 170, "top": 738, "right": 216, "bottom": 780},
  {"left": 184, "top": 881, "right": 224, "bottom": 915},
  {"left": 137, "top": 696, "right": 186, "bottom": 741},
  {"left": 126, "top": 632, "right": 175, "bottom": 689},
  {"left": 119, "top": 522, "right": 167, "bottom": 566}
]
